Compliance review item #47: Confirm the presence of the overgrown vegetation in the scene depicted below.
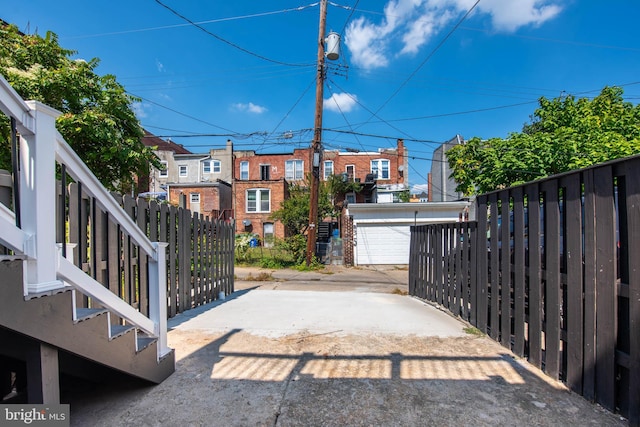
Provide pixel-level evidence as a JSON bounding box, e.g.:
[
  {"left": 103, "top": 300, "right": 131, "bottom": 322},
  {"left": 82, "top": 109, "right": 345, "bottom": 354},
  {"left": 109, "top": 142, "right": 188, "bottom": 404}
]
[
  {"left": 447, "top": 86, "right": 640, "bottom": 195},
  {"left": 0, "top": 23, "right": 160, "bottom": 192},
  {"left": 234, "top": 234, "right": 324, "bottom": 270}
]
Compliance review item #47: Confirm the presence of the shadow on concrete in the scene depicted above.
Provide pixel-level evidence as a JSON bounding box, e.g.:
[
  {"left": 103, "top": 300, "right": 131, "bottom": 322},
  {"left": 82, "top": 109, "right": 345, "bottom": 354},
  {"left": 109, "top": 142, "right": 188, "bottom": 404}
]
[{"left": 63, "top": 330, "right": 625, "bottom": 427}]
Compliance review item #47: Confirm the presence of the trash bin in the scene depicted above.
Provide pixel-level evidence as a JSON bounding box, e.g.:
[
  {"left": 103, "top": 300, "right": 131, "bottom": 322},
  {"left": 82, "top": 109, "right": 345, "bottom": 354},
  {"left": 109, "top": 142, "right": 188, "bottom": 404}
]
[{"left": 249, "top": 238, "right": 258, "bottom": 247}]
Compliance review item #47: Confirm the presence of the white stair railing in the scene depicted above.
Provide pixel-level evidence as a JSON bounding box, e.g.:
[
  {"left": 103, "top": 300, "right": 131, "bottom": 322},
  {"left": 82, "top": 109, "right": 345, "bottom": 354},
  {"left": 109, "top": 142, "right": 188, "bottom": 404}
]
[{"left": 0, "top": 74, "right": 170, "bottom": 360}]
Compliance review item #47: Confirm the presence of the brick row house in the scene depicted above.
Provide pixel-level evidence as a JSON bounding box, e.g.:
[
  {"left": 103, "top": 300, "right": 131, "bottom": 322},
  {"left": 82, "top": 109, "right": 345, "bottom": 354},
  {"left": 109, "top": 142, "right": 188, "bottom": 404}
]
[
  {"left": 142, "top": 131, "right": 234, "bottom": 220},
  {"left": 142, "top": 131, "right": 408, "bottom": 245},
  {"left": 233, "top": 147, "right": 312, "bottom": 246}
]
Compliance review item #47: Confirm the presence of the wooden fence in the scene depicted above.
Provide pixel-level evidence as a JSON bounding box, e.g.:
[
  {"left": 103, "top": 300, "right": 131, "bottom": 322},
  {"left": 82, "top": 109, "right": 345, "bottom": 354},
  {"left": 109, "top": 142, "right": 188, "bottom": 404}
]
[
  {"left": 58, "top": 183, "right": 235, "bottom": 319},
  {"left": 409, "top": 155, "right": 640, "bottom": 426}
]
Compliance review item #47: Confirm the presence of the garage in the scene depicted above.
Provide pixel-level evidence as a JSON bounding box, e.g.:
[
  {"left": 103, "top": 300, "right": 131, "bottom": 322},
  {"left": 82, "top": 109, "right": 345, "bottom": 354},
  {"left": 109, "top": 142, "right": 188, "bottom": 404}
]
[
  {"left": 346, "top": 201, "right": 472, "bottom": 266},
  {"left": 356, "top": 223, "right": 411, "bottom": 265}
]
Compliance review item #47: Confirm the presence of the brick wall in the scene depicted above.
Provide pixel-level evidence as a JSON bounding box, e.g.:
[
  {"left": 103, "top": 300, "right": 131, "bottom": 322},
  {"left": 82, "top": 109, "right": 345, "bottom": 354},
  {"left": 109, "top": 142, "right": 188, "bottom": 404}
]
[{"left": 234, "top": 179, "right": 288, "bottom": 241}]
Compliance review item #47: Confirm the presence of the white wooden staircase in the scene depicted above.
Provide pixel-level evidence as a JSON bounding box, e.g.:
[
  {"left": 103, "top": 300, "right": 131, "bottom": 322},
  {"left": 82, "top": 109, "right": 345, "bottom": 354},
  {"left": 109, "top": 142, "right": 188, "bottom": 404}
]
[{"left": 0, "top": 75, "right": 175, "bottom": 403}]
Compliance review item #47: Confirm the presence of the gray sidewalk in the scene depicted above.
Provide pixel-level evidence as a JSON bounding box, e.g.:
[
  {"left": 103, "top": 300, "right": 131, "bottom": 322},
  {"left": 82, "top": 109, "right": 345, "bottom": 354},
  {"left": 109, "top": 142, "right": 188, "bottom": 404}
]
[{"left": 64, "top": 266, "right": 625, "bottom": 426}]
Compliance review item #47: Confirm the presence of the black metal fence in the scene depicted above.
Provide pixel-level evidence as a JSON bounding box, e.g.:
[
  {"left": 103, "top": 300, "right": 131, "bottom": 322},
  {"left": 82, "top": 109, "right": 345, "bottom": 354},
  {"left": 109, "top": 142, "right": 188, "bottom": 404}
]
[
  {"left": 59, "top": 183, "right": 235, "bottom": 319},
  {"left": 409, "top": 155, "right": 640, "bottom": 426}
]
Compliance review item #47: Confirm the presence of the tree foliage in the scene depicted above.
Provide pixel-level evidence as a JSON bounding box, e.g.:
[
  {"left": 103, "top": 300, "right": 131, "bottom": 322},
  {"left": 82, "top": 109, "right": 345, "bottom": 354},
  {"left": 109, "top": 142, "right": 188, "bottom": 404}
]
[
  {"left": 0, "top": 23, "right": 159, "bottom": 191},
  {"left": 446, "top": 86, "right": 640, "bottom": 195}
]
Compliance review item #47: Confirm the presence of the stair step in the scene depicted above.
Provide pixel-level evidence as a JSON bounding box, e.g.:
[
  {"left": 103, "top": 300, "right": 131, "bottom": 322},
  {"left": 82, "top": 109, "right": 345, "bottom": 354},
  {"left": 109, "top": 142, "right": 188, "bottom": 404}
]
[
  {"left": 110, "top": 324, "right": 135, "bottom": 340},
  {"left": 75, "top": 308, "right": 108, "bottom": 323},
  {"left": 136, "top": 336, "right": 157, "bottom": 353}
]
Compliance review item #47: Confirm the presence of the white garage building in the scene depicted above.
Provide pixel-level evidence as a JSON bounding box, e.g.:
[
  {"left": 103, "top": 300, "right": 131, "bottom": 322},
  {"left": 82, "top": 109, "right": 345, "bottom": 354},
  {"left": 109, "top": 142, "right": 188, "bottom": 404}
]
[{"left": 346, "top": 201, "right": 472, "bottom": 266}]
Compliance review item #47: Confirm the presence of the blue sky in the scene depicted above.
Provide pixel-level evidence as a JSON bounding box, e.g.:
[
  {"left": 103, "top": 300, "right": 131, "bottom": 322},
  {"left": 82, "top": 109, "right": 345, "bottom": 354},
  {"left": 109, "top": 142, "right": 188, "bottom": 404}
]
[{"left": 5, "top": 1, "right": 640, "bottom": 192}]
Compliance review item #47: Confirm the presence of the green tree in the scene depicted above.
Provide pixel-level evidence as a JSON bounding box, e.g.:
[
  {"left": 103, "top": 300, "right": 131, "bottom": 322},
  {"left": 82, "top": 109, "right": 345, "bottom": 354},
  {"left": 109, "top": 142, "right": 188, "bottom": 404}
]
[
  {"left": 447, "top": 86, "right": 640, "bottom": 195},
  {"left": 0, "top": 23, "right": 159, "bottom": 191},
  {"left": 271, "top": 174, "right": 362, "bottom": 236}
]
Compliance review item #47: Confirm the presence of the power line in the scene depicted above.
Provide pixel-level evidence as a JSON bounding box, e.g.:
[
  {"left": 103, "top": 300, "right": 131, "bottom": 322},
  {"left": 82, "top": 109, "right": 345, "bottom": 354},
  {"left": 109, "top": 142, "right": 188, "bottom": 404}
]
[
  {"left": 130, "top": 91, "right": 239, "bottom": 133},
  {"left": 67, "top": 3, "right": 321, "bottom": 39},
  {"left": 362, "top": 0, "right": 481, "bottom": 123},
  {"left": 154, "top": 0, "right": 316, "bottom": 67},
  {"left": 266, "top": 76, "right": 317, "bottom": 142}
]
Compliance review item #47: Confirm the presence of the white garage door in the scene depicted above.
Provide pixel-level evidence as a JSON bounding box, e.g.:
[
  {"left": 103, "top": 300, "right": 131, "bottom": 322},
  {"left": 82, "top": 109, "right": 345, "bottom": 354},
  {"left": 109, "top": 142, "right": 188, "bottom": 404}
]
[{"left": 355, "top": 224, "right": 411, "bottom": 265}]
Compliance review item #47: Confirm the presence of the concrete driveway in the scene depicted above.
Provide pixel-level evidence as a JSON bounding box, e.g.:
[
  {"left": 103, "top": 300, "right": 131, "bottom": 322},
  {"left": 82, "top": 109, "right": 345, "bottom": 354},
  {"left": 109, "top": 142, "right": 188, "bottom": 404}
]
[{"left": 64, "top": 266, "right": 625, "bottom": 426}]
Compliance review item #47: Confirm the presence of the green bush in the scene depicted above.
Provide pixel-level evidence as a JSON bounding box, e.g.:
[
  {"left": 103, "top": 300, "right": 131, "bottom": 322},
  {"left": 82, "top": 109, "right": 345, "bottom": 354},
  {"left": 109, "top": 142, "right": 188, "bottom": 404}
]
[{"left": 275, "top": 235, "right": 308, "bottom": 265}]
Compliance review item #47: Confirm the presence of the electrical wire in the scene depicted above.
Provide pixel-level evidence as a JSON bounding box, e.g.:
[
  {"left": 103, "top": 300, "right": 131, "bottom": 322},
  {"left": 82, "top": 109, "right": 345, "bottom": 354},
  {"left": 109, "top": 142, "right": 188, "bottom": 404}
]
[
  {"left": 361, "top": 0, "right": 481, "bottom": 124},
  {"left": 129, "top": 91, "right": 239, "bottom": 133},
  {"left": 66, "top": 3, "right": 320, "bottom": 39},
  {"left": 154, "top": 0, "right": 316, "bottom": 67}
]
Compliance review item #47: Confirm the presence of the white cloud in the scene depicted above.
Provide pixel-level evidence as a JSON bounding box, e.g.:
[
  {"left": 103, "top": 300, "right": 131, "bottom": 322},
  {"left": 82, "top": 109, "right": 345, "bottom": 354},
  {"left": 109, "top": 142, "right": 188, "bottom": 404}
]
[
  {"left": 231, "top": 102, "right": 268, "bottom": 114},
  {"left": 131, "top": 101, "right": 149, "bottom": 119},
  {"left": 156, "top": 59, "right": 165, "bottom": 72},
  {"left": 345, "top": 0, "right": 564, "bottom": 70},
  {"left": 476, "top": 0, "right": 563, "bottom": 32},
  {"left": 324, "top": 93, "right": 358, "bottom": 113}
]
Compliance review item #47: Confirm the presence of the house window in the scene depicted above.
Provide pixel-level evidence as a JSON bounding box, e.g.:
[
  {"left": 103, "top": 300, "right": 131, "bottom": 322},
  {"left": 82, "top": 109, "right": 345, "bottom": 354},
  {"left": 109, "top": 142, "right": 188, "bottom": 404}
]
[
  {"left": 285, "top": 159, "right": 304, "bottom": 180},
  {"left": 203, "top": 161, "right": 211, "bottom": 174},
  {"left": 323, "top": 161, "right": 333, "bottom": 180},
  {"left": 346, "top": 165, "right": 355, "bottom": 181},
  {"left": 240, "top": 161, "right": 249, "bottom": 180},
  {"left": 159, "top": 160, "right": 168, "bottom": 178},
  {"left": 246, "top": 189, "right": 270, "bottom": 213},
  {"left": 179, "top": 165, "right": 188, "bottom": 177},
  {"left": 346, "top": 193, "right": 356, "bottom": 204},
  {"left": 371, "top": 159, "right": 390, "bottom": 180},
  {"left": 212, "top": 160, "right": 221, "bottom": 173},
  {"left": 260, "top": 165, "right": 270, "bottom": 181},
  {"left": 190, "top": 193, "right": 200, "bottom": 203},
  {"left": 204, "top": 160, "right": 221, "bottom": 174}
]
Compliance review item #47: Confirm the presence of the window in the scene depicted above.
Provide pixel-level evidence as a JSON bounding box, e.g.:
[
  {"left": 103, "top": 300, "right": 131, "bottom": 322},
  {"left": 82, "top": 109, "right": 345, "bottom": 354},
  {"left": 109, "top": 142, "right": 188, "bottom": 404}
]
[
  {"left": 346, "top": 165, "right": 355, "bottom": 181},
  {"left": 285, "top": 159, "right": 304, "bottom": 180},
  {"left": 159, "top": 160, "right": 168, "bottom": 177},
  {"left": 371, "top": 159, "right": 390, "bottom": 180},
  {"left": 240, "top": 161, "right": 249, "bottom": 180},
  {"left": 260, "top": 165, "right": 270, "bottom": 181},
  {"left": 246, "top": 189, "right": 270, "bottom": 213},
  {"left": 179, "top": 165, "right": 188, "bottom": 177},
  {"left": 346, "top": 193, "right": 356, "bottom": 204},
  {"left": 203, "top": 160, "right": 221, "bottom": 174},
  {"left": 263, "top": 223, "right": 274, "bottom": 247},
  {"left": 323, "top": 161, "right": 333, "bottom": 180},
  {"left": 190, "top": 193, "right": 200, "bottom": 203}
]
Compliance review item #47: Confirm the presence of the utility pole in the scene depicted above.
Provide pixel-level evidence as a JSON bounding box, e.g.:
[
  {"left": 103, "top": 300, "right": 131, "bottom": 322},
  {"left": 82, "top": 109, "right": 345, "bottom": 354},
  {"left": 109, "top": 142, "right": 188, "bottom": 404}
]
[{"left": 305, "top": 0, "right": 328, "bottom": 265}]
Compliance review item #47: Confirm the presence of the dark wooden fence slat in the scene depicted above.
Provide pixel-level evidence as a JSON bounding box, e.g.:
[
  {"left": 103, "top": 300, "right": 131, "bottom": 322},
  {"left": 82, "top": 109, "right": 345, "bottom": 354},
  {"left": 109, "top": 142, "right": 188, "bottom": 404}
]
[
  {"left": 563, "top": 174, "right": 585, "bottom": 394},
  {"left": 542, "top": 180, "right": 561, "bottom": 380},
  {"left": 443, "top": 225, "right": 450, "bottom": 309},
  {"left": 593, "top": 165, "right": 617, "bottom": 412},
  {"left": 527, "top": 183, "right": 543, "bottom": 369},
  {"left": 409, "top": 226, "right": 417, "bottom": 296},
  {"left": 476, "top": 195, "right": 489, "bottom": 332},
  {"left": 469, "top": 222, "right": 478, "bottom": 325},
  {"left": 435, "top": 225, "right": 443, "bottom": 305},
  {"left": 137, "top": 198, "right": 149, "bottom": 316},
  {"left": 489, "top": 193, "right": 500, "bottom": 340},
  {"left": 455, "top": 223, "right": 463, "bottom": 317},
  {"left": 461, "top": 223, "right": 470, "bottom": 321},
  {"left": 582, "top": 169, "right": 597, "bottom": 401},
  {"left": 168, "top": 205, "right": 178, "bottom": 318},
  {"left": 512, "top": 187, "right": 526, "bottom": 357},
  {"left": 500, "top": 191, "right": 511, "bottom": 348},
  {"left": 625, "top": 158, "right": 640, "bottom": 427}
]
